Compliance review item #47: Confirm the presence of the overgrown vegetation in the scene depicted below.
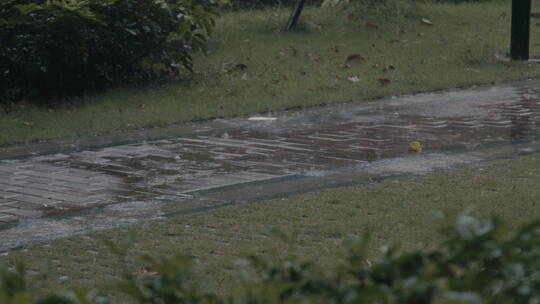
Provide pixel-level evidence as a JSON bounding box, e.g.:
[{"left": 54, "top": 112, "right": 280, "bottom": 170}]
[
  {"left": 0, "top": 0, "right": 220, "bottom": 104},
  {"left": 2, "top": 211, "right": 540, "bottom": 303}
]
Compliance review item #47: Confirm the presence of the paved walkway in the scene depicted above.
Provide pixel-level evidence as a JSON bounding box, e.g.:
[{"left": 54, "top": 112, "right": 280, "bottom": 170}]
[{"left": 1, "top": 80, "right": 540, "bottom": 249}]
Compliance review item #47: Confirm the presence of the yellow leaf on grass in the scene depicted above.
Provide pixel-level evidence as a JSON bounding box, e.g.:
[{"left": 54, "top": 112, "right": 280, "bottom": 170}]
[{"left": 408, "top": 141, "right": 422, "bottom": 153}]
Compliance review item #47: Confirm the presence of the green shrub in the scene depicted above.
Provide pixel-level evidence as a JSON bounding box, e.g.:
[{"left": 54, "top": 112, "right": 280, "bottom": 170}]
[
  {"left": 2, "top": 210, "right": 540, "bottom": 303},
  {"left": 235, "top": 209, "right": 540, "bottom": 303},
  {"left": 0, "top": 0, "right": 220, "bottom": 105},
  {"left": 0, "top": 262, "right": 28, "bottom": 304}
]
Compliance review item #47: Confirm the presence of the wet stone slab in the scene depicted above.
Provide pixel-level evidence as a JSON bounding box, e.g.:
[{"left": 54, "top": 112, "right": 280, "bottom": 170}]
[{"left": 1, "top": 82, "right": 540, "bottom": 229}]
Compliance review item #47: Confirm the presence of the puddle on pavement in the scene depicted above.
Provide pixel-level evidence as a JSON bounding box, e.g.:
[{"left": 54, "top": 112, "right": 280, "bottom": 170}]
[{"left": 1, "top": 84, "right": 540, "bottom": 228}]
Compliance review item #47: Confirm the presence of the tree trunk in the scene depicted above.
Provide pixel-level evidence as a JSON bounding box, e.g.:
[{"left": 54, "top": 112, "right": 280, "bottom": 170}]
[{"left": 285, "top": 0, "right": 306, "bottom": 31}]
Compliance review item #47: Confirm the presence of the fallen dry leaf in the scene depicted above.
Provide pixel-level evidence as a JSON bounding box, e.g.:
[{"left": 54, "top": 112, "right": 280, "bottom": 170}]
[
  {"left": 377, "top": 78, "right": 391, "bottom": 86},
  {"left": 531, "top": 12, "right": 540, "bottom": 18},
  {"left": 365, "top": 259, "right": 373, "bottom": 267},
  {"left": 366, "top": 21, "right": 379, "bottom": 28},
  {"left": 140, "top": 266, "right": 159, "bottom": 276},
  {"left": 382, "top": 64, "right": 396, "bottom": 73},
  {"left": 346, "top": 54, "right": 365, "bottom": 63},
  {"left": 22, "top": 121, "right": 33, "bottom": 127},
  {"left": 347, "top": 75, "right": 361, "bottom": 83},
  {"left": 331, "top": 72, "right": 342, "bottom": 80},
  {"left": 339, "top": 63, "right": 350, "bottom": 69},
  {"left": 421, "top": 17, "right": 434, "bottom": 25},
  {"left": 234, "top": 63, "right": 247, "bottom": 71}
]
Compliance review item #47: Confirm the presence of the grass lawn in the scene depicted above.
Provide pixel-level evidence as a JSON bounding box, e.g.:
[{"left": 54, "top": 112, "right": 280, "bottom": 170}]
[
  {"left": 2, "top": 152, "right": 540, "bottom": 298},
  {"left": 2, "top": 0, "right": 540, "bottom": 145}
]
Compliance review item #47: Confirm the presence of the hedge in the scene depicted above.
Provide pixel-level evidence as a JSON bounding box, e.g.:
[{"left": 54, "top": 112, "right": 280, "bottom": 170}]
[{"left": 0, "top": 0, "right": 220, "bottom": 105}]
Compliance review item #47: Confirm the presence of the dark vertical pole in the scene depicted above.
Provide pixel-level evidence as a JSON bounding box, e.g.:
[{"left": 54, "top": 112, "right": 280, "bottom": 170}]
[
  {"left": 285, "top": 0, "right": 306, "bottom": 31},
  {"left": 510, "top": 0, "right": 532, "bottom": 60}
]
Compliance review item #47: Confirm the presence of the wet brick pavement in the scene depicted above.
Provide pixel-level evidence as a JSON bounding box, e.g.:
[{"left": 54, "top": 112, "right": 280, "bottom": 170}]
[{"left": 1, "top": 81, "right": 540, "bottom": 228}]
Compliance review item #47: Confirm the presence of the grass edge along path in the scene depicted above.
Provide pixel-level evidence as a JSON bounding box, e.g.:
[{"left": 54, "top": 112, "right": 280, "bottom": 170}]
[
  {"left": 2, "top": 1, "right": 540, "bottom": 145},
  {"left": 1, "top": 152, "right": 540, "bottom": 298}
]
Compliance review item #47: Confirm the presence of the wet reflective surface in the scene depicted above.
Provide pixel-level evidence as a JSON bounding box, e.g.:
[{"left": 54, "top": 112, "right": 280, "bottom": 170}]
[{"left": 1, "top": 82, "right": 540, "bottom": 228}]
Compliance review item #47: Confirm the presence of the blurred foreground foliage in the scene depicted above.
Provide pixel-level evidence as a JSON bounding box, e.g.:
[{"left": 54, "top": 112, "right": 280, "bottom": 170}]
[
  {"left": 0, "top": 0, "right": 221, "bottom": 105},
  {"left": 2, "top": 209, "right": 540, "bottom": 303}
]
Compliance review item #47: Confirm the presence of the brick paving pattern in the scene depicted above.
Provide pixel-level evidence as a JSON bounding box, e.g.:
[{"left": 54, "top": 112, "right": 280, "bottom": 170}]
[{"left": 1, "top": 87, "right": 540, "bottom": 225}]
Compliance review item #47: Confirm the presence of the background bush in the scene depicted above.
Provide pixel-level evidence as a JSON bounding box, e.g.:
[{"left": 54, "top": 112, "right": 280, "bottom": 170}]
[
  {"left": 0, "top": 0, "right": 220, "bottom": 105},
  {"left": 2, "top": 210, "right": 540, "bottom": 303}
]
